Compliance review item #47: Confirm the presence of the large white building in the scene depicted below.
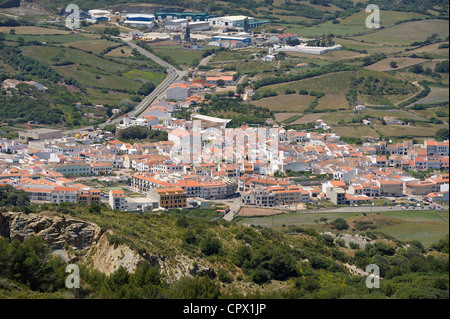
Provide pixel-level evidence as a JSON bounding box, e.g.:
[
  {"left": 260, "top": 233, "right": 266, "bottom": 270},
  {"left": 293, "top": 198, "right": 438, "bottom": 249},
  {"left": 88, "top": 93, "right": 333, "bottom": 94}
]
[
  {"left": 208, "top": 16, "right": 254, "bottom": 28},
  {"left": 165, "top": 18, "right": 188, "bottom": 30},
  {"left": 124, "top": 13, "right": 155, "bottom": 27}
]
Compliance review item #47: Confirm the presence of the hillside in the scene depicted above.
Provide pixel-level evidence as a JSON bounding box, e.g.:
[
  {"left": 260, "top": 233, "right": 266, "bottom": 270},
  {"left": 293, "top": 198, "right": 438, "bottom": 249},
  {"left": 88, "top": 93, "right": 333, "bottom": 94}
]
[{"left": 0, "top": 204, "right": 448, "bottom": 299}]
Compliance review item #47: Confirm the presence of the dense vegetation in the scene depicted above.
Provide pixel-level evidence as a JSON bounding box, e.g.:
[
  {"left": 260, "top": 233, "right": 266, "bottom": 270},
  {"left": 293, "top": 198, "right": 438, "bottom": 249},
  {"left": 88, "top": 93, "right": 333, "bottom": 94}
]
[
  {"left": 0, "top": 203, "right": 448, "bottom": 299},
  {"left": 118, "top": 126, "right": 168, "bottom": 142},
  {"left": 195, "top": 97, "right": 274, "bottom": 127},
  {"left": 0, "top": 185, "right": 30, "bottom": 210}
]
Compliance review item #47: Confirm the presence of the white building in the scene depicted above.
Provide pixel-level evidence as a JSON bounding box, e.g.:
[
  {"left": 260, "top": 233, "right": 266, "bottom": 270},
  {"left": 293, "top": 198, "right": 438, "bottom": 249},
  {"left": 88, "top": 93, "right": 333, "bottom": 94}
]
[
  {"left": 109, "top": 189, "right": 127, "bottom": 211},
  {"left": 274, "top": 44, "right": 342, "bottom": 55},
  {"left": 209, "top": 16, "right": 254, "bottom": 28},
  {"left": 124, "top": 14, "right": 155, "bottom": 27},
  {"left": 165, "top": 18, "right": 188, "bottom": 30},
  {"left": 126, "top": 197, "right": 159, "bottom": 212},
  {"left": 118, "top": 115, "right": 158, "bottom": 130}
]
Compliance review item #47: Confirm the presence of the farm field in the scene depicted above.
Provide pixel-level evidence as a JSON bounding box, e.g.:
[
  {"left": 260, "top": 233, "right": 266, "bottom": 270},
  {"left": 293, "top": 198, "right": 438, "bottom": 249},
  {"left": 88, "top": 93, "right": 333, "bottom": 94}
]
[
  {"left": 336, "top": 38, "right": 408, "bottom": 55},
  {"left": 253, "top": 93, "right": 316, "bottom": 112},
  {"left": 315, "top": 93, "right": 349, "bottom": 111},
  {"left": 19, "top": 44, "right": 163, "bottom": 94},
  {"left": 374, "top": 123, "right": 448, "bottom": 138},
  {"left": 410, "top": 86, "right": 450, "bottom": 106},
  {"left": 285, "top": 49, "right": 367, "bottom": 63},
  {"left": 282, "top": 10, "right": 427, "bottom": 37},
  {"left": 151, "top": 45, "right": 205, "bottom": 67},
  {"left": 412, "top": 105, "right": 449, "bottom": 119},
  {"left": 274, "top": 112, "right": 303, "bottom": 122},
  {"left": 365, "top": 57, "right": 428, "bottom": 71},
  {"left": 257, "top": 71, "right": 355, "bottom": 95},
  {"left": 236, "top": 210, "right": 448, "bottom": 247},
  {"left": 359, "top": 109, "right": 430, "bottom": 121},
  {"left": 290, "top": 113, "right": 328, "bottom": 125},
  {"left": 0, "top": 26, "right": 69, "bottom": 34},
  {"left": 403, "top": 42, "right": 450, "bottom": 59},
  {"left": 62, "top": 39, "right": 121, "bottom": 55},
  {"left": 351, "top": 19, "right": 450, "bottom": 46},
  {"left": 332, "top": 125, "right": 381, "bottom": 138}
]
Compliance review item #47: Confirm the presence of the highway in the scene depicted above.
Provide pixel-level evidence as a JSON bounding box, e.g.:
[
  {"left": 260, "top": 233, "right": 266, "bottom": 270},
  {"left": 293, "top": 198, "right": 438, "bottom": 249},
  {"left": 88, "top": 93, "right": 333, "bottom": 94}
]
[
  {"left": 123, "top": 39, "right": 187, "bottom": 119},
  {"left": 63, "top": 37, "right": 186, "bottom": 135}
]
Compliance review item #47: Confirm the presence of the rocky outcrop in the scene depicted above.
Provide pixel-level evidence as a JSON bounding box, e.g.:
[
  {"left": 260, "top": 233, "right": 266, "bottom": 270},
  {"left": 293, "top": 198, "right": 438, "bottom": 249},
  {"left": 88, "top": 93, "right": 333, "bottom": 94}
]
[
  {"left": 0, "top": 212, "right": 147, "bottom": 276},
  {"left": 0, "top": 212, "right": 212, "bottom": 280},
  {"left": 0, "top": 212, "right": 102, "bottom": 250}
]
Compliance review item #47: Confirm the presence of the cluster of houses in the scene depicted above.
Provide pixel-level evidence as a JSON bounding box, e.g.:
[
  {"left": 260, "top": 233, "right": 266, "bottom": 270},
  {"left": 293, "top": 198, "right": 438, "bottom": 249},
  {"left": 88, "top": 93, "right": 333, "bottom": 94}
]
[{"left": 1, "top": 104, "right": 448, "bottom": 213}]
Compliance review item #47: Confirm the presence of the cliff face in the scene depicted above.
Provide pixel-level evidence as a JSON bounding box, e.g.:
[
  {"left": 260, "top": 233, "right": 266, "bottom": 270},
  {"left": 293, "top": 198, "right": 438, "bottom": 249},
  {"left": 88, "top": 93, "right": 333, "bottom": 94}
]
[
  {"left": 0, "top": 211, "right": 102, "bottom": 250},
  {"left": 0, "top": 212, "right": 146, "bottom": 276},
  {"left": 0, "top": 211, "right": 215, "bottom": 279}
]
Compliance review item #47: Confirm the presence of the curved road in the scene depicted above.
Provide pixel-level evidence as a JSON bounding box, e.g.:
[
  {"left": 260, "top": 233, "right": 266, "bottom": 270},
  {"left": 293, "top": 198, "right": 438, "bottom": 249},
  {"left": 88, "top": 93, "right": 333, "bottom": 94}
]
[
  {"left": 63, "top": 37, "right": 186, "bottom": 135},
  {"left": 124, "top": 39, "right": 187, "bottom": 119}
]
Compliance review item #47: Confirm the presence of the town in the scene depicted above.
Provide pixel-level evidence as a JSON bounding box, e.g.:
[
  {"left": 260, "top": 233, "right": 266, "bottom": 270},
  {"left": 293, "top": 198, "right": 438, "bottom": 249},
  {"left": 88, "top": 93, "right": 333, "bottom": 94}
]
[
  {"left": 1, "top": 115, "right": 448, "bottom": 216},
  {"left": 0, "top": 7, "right": 448, "bottom": 217},
  {"left": 0, "top": 0, "right": 448, "bottom": 302}
]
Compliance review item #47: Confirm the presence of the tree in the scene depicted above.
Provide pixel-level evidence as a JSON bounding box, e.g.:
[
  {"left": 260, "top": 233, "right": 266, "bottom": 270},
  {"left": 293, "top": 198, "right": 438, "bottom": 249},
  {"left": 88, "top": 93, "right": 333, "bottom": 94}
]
[
  {"left": 89, "top": 202, "right": 101, "bottom": 214},
  {"left": 216, "top": 79, "right": 225, "bottom": 87},
  {"left": 409, "top": 64, "right": 424, "bottom": 74},
  {"left": 390, "top": 61, "right": 398, "bottom": 68},
  {"left": 169, "top": 276, "right": 220, "bottom": 299},
  {"left": 137, "top": 82, "right": 155, "bottom": 96},
  {"left": 434, "top": 128, "right": 449, "bottom": 142},
  {"left": 330, "top": 218, "right": 349, "bottom": 230},
  {"left": 434, "top": 60, "right": 449, "bottom": 73},
  {"left": 184, "top": 25, "right": 191, "bottom": 42},
  {"left": 244, "top": 17, "right": 249, "bottom": 33},
  {"left": 199, "top": 237, "right": 222, "bottom": 256}
]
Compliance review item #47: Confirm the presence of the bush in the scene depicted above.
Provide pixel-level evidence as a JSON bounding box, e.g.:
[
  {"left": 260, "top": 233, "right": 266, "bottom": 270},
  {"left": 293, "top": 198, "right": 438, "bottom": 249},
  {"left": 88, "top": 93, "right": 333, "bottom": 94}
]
[
  {"left": 218, "top": 268, "right": 233, "bottom": 283},
  {"left": 335, "top": 238, "right": 346, "bottom": 247},
  {"left": 331, "top": 218, "right": 349, "bottom": 230},
  {"left": 199, "top": 237, "right": 222, "bottom": 256}
]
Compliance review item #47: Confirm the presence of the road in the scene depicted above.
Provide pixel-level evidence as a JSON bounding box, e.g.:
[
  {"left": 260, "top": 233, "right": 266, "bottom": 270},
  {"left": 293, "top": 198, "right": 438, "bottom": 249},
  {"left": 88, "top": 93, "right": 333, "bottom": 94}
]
[
  {"left": 63, "top": 37, "right": 186, "bottom": 135},
  {"left": 123, "top": 39, "right": 187, "bottom": 119},
  {"left": 221, "top": 196, "right": 242, "bottom": 222}
]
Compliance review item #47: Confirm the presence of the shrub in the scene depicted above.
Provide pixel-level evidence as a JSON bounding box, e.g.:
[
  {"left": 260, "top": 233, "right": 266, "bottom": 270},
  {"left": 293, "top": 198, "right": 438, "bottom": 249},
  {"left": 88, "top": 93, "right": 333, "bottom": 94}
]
[
  {"left": 331, "top": 218, "right": 349, "bottom": 230},
  {"left": 199, "top": 237, "right": 222, "bottom": 256},
  {"left": 218, "top": 268, "right": 233, "bottom": 283}
]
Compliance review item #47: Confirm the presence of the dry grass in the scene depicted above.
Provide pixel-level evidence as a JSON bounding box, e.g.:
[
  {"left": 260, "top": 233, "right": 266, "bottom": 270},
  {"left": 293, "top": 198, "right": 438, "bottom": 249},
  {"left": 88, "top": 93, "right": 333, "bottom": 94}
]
[
  {"left": 106, "top": 46, "right": 134, "bottom": 57},
  {"left": 0, "top": 26, "right": 69, "bottom": 35},
  {"left": 253, "top": 94, "right": 316, "bottom": 112},
  {"left": 333, "top": 125, "right": 380, "bottom": 138},
  {"left": 365, "top": 57, "right": 428, "bottom": 72},
  {"left": 238, "top": 207, "right": 286, "bottom": 217},
  {"left": 374, "top": 123, "right": 447, "bottom": 137},
  {"left": 316, "top": 94, "right": 350, "bottom": 110},
  {"left": 291, "top": 113, "right": 328, "bottom": 125},
  {"left": 275, "top": 113, "right": 303, "bottom": 122}
]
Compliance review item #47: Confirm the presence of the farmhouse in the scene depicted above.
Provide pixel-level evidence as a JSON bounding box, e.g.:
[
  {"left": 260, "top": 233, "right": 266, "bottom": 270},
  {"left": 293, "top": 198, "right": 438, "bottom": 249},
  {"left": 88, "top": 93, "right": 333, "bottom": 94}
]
[{"left": 268, "top": 33, "right": 298, "bottom": 43}]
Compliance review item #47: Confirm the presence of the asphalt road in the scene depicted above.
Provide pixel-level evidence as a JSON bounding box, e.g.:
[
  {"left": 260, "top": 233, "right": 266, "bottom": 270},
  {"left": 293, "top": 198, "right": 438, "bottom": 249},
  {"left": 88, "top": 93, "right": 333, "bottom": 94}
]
[
  {"left": 63, "top": 37, "right": 186, "bottom": 135},
  {"left": 123, "top": 39, "right": 187, "bottom": 119}
]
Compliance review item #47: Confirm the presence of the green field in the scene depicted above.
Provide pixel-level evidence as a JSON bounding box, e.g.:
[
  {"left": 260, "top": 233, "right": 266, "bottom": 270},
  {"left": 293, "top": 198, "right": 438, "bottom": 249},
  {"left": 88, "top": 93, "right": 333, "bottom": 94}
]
[
  {"left": 237, "top": 210, "right": 449, "bottom": 247},
  {"left": 20, "top": 45, "right": 164, "bottom": 93},
  {"left": 278, "top": 10, "right": 427, "bottom": 37},
  {"left": 151, "top": 45, "right": 205, "bottom": 67},
  {"left": 351, "top": 19, "right": 450, "bottom": 46},
  {"left": 253, "top": 93, "right": 316, "bottom": 112},
  {"left": 256, "top": 71, "right": 355, "bottom": 95}
]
